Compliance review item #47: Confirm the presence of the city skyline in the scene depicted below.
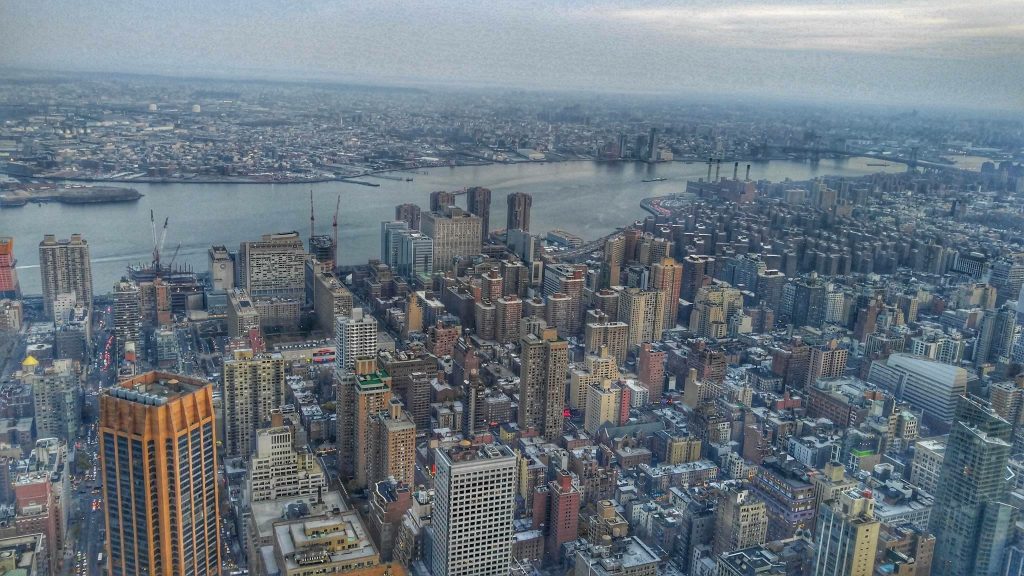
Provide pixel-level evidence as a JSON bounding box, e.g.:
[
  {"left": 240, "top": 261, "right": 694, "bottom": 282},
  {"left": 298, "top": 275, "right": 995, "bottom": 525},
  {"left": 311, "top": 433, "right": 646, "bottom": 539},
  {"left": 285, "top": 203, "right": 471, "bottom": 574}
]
[{"left": 2, "top": 0, "right": 1022, "bottom": 111}]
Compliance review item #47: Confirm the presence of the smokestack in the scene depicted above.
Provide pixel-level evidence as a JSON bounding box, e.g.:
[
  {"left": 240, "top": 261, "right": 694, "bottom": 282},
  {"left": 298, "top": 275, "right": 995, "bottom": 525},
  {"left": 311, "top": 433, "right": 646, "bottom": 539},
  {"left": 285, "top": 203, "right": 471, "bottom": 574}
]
[
  {"left": 733, "top": 162, "right": 739, "bottom": 180},
  {"left": 746, "top": 164, "right": 751, "bottom": 180},
  {"left": 707, "top": 157, "right": 713, "bottom": 181},
  {"left": 715, "top": 159, "right": 721, "bottom": 180}
]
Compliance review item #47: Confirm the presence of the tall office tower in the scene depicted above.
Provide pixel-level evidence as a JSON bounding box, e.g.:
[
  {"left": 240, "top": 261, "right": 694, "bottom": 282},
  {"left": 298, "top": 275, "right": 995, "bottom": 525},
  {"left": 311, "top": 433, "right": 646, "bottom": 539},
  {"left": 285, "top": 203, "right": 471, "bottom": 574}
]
[
  {"left": 637, "top": 343, "right": 666, "bottom": 400},
  {"left": 792, "top": 276, "right": 828, "bottom": 328},
  {"left": 396, "top": 230, "right": 434, "bottom": 280},
  {"left": 430, "top": 443, "right": 516, "bottom": 576},
  {"left": 506, "top": 192, "right": 532, "bottom": 232},
  {"left": 465, "top": 186, "right": 492, "bottom": 242},
  {"left": 975, "top": 303, "right": 1016, "bottom": 367},
  {"left": 755, "top": 269, "right": 786, "bottom": 312},
  {"left": 112, "top": 279, "right": 142, "bottom": 360},
  {"left": 208, "top": 245, "right": 235, "bottom": 291},
  {"left": 813, "top": 490, "right": 880, "bottom": 576},
  {"left": 689, "top": 285, "right": 744, "bottom": 339},
  {"left": 99, "top": 372, "right": 221, "bottom": 576},
  {"left": 336, "top": 357, "right": 393, "bottom": 488},
  {"left": 23, "top": 357, "right": 79, "bottom": 441},
  {"left": 335, "top": 308, "right": 378, "bottom": 369},
  {"left": 651, "top": 257, "right": 684, "bottom": 328},
  {"left": 429, "top": 190, "right": 456, "bottom": 213},
  {"left": 395, "top": 203, "right": 422, "bottom": 230},
  {"left": 617, "top": 288, "right": 666, "bottom": 349},
  {"left": 495, "top": 295, "right": 523, "bottom": 344},
  {"left": 602, "top": 235, "right": 625, "bottom": 288},
  {"left": 713, "top": 486, "right": 768, "bottom": 555},
  {"left": 238, "top": 231, "right": 306, "bottom": 299},
  {"left": 380, "top": 220, "right": 410, "bottom": 269},
  {"left": 584, "top": 317, "right": 629, "bottom": 365},
  {"left": 929, "top": 396, "right": 1014, "bottom": 576},
  {"left": 0, "top": 237, "right": 19, "bottom": 299},
  {"left": 544, "top": 470, "right": 580, "bottom": 563},
  {"left": 367, "top": 399, "right": 416, "bottom": 488},
  {"left": 246, "top": 415, "right": 327, "bottom": 502},
  {"left": 39, "top": 234, "right": 92, "bottom": 318},
  {"left": 421, "top": 207, "right": 483, "bottom": 273},
  {"left": 990, "top": 257, "right": 1024, "bottom": 305},
  {"left": 681, "top": 255, "right": 713, "bottom": 303},
  {"left": 805, "top": 339, "right": 848, "bottom": 387},
  {"left": 221, "top": 349, "right": 285, "bottom": 458},
  {"left": 518, "top": 328, "right": 569, "bottom": 439}
]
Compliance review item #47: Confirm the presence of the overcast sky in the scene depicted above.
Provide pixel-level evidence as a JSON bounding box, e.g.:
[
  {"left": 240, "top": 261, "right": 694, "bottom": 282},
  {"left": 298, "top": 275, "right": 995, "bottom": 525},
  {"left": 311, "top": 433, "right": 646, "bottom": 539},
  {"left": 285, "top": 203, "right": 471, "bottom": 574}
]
[{"left": 2, "top": 0, "right": 1022, "bottom": 110}]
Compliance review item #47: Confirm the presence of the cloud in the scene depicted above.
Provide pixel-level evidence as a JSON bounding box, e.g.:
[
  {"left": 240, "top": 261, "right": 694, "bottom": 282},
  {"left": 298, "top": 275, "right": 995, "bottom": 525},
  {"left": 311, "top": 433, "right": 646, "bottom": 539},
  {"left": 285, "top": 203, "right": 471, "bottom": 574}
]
[{"left": 601, "top": 0, "right": 1024, "bottom": 56}]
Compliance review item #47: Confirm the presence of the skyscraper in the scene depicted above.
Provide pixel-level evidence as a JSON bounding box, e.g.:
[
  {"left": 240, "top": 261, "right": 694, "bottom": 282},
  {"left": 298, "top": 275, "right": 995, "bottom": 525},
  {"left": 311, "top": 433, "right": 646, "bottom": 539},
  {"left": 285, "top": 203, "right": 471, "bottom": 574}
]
[
  {"left": 506, "top": 192, "right": 532, "bottom": 232},
  {"left": 544, "top": 469, "right": 580, "bottom": 563},
  {"left": 0, "top": 237, "right": 19, "bottom": 299},
  {"left": 208, "top": 245, "right": 235, "bottom": 291},
  {"left": 975, "top": 303, "right": 1016, "bottom": 367},
  {"left": 813, "top": 490, "right": 880, "bottom": 576},
  {"left": 23, "top": 357, "right": 79, "bottom": 441},
  {"left": 238, "top": 232, "right": 306, "bottom": 299},
  {"left": 99, "top": 372, "right": 221, "bottom": 576},
  {"left": 336, "top": 357, "right": 393, "bottom": 488},
  {"left": 367, "top": 398, "right": 416, "bottom": 488},
  {"left": 39, "top": 233, "right": 92, "bottom": 318},
  {"left": 380, "top": 221, "right": 410, "bottom": 269},
  {"left": 335, "top": 308, "right": 378, "bottom": 370},
  {"left": 681, "top": 254, "right": 713, "bottom": 303},
  {"left": 651, "top": 257, "right": 683, "bottom": 329},
  {"left": 518, "top": 327, "right": 569, "bottom": 440},
  {"left": 429, "top": 190, "right": 456, "bottom": 213},
  {"left": 805, "top": 339, "right": 848, "bottom": 387},
  {"left": 617, "top": 288, "right": 665, "bottom": 349},
  {"left": 396, "top": 230, "right": 434, "bottom": 280},
  {"left": 421, "top": 207, "right": 482, "bottom": 273},
  {"left": 430, "top": 443, "right": 516, "bottom": 576},
  {"left": 395, "top": 202, "right": 422, "bottom": 230},
  {"left": 637, "top": 343, "right": 666, "bottom": 400},
  {"left": 713, "top": 486, "right": 768, "bottom": 555},
  {"left": 466, "top": 186, "right": 492, "bottom": 242},
  {"left": 929, "top": 396, "right": 1014, "bottom": 576},
  {"left": 222, "top": 349, "right": 286, "bottom": 458},
  {"left": 112, "top": 279, "right": 142, "bottom": 362}
]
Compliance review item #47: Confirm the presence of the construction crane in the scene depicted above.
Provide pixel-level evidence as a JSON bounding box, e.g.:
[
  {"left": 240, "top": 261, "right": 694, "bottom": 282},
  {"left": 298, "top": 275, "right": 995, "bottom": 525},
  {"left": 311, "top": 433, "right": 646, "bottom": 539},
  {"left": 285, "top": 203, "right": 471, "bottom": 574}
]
[
  {"left": 157, "top": 217, "right": 169, "bottom": 266},
  {"left": 167, "top": 243, "right": 182, "bottom": 269},
  {"left": 309, "top": 189, "right": 315, "bottom": 244}
]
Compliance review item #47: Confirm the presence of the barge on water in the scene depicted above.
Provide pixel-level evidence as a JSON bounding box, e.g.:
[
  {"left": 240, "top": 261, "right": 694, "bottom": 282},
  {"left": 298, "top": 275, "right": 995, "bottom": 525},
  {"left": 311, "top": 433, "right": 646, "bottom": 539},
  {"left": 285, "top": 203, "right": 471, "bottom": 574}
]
[{"left": 0, "top": 185, "right": 142, "bottom": 207}]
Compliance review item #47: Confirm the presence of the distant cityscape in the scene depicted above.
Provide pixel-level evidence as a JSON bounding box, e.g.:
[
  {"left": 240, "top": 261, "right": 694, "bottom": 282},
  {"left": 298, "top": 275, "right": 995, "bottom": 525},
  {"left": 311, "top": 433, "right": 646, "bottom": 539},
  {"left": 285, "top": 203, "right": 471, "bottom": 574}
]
[{"left": 0, "top": 72, "right": 1023, "bottom": 576}]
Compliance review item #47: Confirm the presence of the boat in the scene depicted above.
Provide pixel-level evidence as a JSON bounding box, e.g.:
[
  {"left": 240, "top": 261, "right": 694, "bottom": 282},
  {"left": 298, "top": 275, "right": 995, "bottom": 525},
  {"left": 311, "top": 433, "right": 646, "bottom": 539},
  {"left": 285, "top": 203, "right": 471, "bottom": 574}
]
[
  {"left": 866, "top": 162, "right": 890, "bottom": 167},
  {"left": 641, "top": 177, "right": 667, "bottom": 183},
  {"left": 405, "top": 178, "right": 413, "bottom": 182}
]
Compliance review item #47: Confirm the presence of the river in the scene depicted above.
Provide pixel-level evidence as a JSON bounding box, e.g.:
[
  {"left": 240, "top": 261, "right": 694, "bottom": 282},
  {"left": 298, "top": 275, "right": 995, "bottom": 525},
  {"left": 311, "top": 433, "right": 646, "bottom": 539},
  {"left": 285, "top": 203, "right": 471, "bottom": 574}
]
[{"left": 4, "top": 157, "right": 904, "bottom": 295}]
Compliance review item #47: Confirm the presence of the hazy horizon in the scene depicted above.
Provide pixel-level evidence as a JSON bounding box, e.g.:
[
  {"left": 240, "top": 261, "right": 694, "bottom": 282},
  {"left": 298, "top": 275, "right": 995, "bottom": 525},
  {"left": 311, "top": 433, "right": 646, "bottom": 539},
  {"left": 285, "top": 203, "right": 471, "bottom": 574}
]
[{"left": 3, "top": 0, "right": 1022, "bottom": 112}]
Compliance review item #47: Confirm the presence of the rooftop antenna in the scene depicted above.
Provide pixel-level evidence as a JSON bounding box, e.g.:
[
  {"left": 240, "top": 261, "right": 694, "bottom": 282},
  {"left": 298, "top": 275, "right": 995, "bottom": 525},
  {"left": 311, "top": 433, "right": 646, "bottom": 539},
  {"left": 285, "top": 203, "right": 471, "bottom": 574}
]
[
  {"left": 332, "top": 194, "right": 341, "bottom": 269},
  {"left": 309, "top": 189, "right": 315, "bottom": 245}
]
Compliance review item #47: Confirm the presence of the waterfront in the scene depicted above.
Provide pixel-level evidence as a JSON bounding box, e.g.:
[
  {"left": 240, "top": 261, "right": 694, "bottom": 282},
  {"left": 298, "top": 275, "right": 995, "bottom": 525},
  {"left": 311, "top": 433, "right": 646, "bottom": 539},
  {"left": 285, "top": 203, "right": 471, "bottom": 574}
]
[{"left": 5, "top": 157, "right": 903, "bottom": 295}]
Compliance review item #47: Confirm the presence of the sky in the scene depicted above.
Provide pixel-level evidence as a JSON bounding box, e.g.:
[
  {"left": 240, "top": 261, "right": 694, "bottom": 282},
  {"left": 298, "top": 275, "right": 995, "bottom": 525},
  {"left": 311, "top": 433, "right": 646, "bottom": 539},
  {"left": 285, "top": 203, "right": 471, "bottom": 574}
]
[{"left": 2, "top": 0, "right": 1022, "bottom": 111}]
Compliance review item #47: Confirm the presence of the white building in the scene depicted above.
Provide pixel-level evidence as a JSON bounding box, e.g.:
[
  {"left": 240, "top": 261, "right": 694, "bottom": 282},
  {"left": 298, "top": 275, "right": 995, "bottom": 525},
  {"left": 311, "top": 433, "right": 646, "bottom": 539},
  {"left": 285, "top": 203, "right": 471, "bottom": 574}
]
[
  {"left": 430, "top": 443, "right": 516, "bottom": 576},
  {"left": 335, "top": 308, "right": 378, "bottom": 369}
]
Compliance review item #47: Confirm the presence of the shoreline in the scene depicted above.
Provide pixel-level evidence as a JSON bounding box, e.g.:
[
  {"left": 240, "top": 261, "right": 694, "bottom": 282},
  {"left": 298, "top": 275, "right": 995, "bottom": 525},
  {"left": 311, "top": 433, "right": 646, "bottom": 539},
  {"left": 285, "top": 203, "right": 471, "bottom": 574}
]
[{"left": 0, "top": 155, "right": 921, "bottom": 186}]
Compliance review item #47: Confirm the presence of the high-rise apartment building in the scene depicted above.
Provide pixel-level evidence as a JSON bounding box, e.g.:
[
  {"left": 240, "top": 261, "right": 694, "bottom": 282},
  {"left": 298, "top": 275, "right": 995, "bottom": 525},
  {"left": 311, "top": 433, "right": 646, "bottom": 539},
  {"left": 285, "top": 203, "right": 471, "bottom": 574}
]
[
  {"left": 421, "top": 207, "right": 482, "bottom": 273},
  {"left": 39, "top": 234, "right": 92, "bottom": 318},
  {"left": 651, "top": 257, "right": 683, "bottom": 329},
  {"left": 713, "top": 486, "right": 768, "bottom": 555},
  {"left": 430, "top": 443, "right": 516, "bottom": 576},
  {"left": 681, "top": 255, "right": 713, "bottom": 303},
  {"left": 395, "top": 203, "right": 422, "bottom": 230},
  {"left": 637, "top": 343, "right": 666, "bottom": 400},
  {"left": 805, "top": 340, "right": 848, "bottom": 387},
  {"left": 335, "top": 308, "right": 378, "bottom": 370},
  {"left": 544, "top": 470, "right": 580, "bottom": 563},
  {"left": 0, "top": 237, "right": 19, "bottom": 299},
  {"left": 222, "top": 350, "right": 286, "bottom": 458},
  {"left": 543, "top": 264, "right": 586, "bottom": 335},
  {"left": 238, "top": 232, "right": 306, "bottom": 299},
  {"left": 792, "top": 276, "right": 828, "bottom": 328},
  {"left": 506, "top": 192, "right": 532, "bottom": 232},
  {"left": 584, "top": 317, "right": 629, "bottom": 365},
  {"left": 99, "top": 372, "right": 221, "bottom": 576},
  {"left": 336, "top": 357, "right": 393, "bottom": 489},
  {"left": 429, "top": 190, "right": 456, "bottom": 213},
  {"left": 518, "top": 328, "right": 569, "bottom": 440},
  {"left": 112, "top": 279, "right": 142, "bottom": 362},
  {"left": 23, "top": 357, "right": 79, "bottom": 442},
  {"left": 617, "top": 288, "right": 665, "bottom": 349},
  {"left": 367, "top": 398, "right": 416, "bottom": 488},
  {"left": 689, "top": 285, "right": 744, "bottom": 339},
  {"left": 466, "top": 186, "right": 492, "bottom": 242},
  {"left": 813, "top": 490, "right": 880, "bottom": 576},
  {"left": 929, "top": 396, "right": 1014, "bottom": 576},
  {"left": 246, "top": 415, "right": 326, "bottom": 502},
  {"left": 495, "top": 295, "right": 523, "bottom": 344},
  {"left": 602, "top": 235, "right": 625, "bottom": 288},
  {"left": 975, "top": 303, "right": 1016, "bottom": 366}
]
